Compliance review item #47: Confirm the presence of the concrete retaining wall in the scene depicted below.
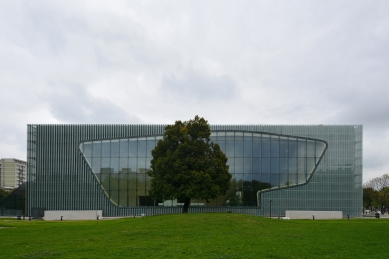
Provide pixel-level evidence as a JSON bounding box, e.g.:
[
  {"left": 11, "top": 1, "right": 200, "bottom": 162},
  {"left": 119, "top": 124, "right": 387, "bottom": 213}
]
[
  {"left": 44, "top": 210, "right": 102, "bottom": 220},
  {"left": 285, "top": 210, "right": 342, "bottom": 219}
]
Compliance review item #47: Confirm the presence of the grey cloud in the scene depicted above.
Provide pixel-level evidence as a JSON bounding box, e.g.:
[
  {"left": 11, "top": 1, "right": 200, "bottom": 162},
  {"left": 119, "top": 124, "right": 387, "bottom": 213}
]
[
  {"left": 162, "top": 70, "right": 238, "bottom": 101},
  {"left": 46, "top": 84, "right": 141, "bottom": 124}
]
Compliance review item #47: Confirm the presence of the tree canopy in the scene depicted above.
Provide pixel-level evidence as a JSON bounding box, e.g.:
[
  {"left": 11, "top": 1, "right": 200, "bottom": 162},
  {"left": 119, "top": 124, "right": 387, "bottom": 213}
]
[
  {"left": 363, "top": 174, "right": 389, "bottom": 211},
  {"left": 147, "top": 115, "right": 231, "bottom": 213}
]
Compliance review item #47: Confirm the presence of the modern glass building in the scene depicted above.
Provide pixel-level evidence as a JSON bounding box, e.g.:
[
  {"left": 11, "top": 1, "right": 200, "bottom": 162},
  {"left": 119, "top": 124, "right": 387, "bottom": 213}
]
[{"left": 27, "top": 124, "right": 363, "bottom": 217}]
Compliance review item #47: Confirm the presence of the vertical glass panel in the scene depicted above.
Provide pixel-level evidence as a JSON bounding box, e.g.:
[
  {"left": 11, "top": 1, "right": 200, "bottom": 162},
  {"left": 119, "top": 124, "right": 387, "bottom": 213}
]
[
  {"left": 244, "top": 174, "right": 252, "bottom": 182},
  {"left": 298, "top": 140, "right": 306, "bottom": 157},
  {"left": 280, "top": 174, "right": 288, "bottom": 186},
  {"left": 261, "top": 158, "right": 270, "bottom": 174},
  {"left": 137, "top": 173, "right": 146, "bottom": 188},
  {"left": 120, "top": 139, "right": 129, "bottom": 157},
  {"left": 120, "top": 173, "right": 128, "bottom": 193},
  {"left": 244, "top": 132, "right": 252, "bottom": 140},
  {"left": 252, "top": 173, "right": 261, "bottom": 182},
  {"left": 298, "top": 173, "right": 306, "bottom": 184},
  {"left": 306, "top": 140, "right": 315, "bottom": 158},
  {"left": 146, "top": 138, "right": 156, "bottom": 157},
  {"left": 145, "top": 159, "right": 151, "bottom": 170},
  {"left": 119, "top": 190, "right": 128, "bottom": 207},
  {"left": 298, "top": 157, "right": 306, "bottom": 175},
  {"left": 288, "top": 139, "right": 298, "bottom": 158},
  {"left": 262, "top": 174, "right": 271, "bottom": 185},
  {"left": 82, "top": 143, "right": 92, "bottom": 158},
  {"left": 288, "top": 171, "right": 297, "bottom": 185},
  {"left": 244, "top": 158, "right": 252, "bottom": 174},
  {"left": 226, "top": 141, "right": 234, "bottom": 157},
  {"left": 316, "top": 142, "right": 326, "bottom": 157},
  {"left": 109, "top": 174, "right": 119, "bottom": 191},
  {"left": 92, "top": 157, "right": 101, "bottom": 175},
  {"left": 279, "top": 138, "right": 288, "bottom": 157},
  {"left": 101, "top": 158, "right": 110, "bottom": 169},
  {"left": 288, "top": 157, "right": 297, "bottom": 173},
  {"left": 234, "top": 173, "right": 244, "bottom": 181},
  {"left": 217, "top": 141, "right": 226, "bottom": 153},
  {"left": 226, "top": 132, "right": 234, "bottom": 141},
  {"left": 99, "top": 173, "right": 109, "bottom": 188},
  {"left": 307, "top": 158, "right": 316, "bottom": 176},
  {"left": 271, "top": 136, "right": 279, "bottom": 157},
  {"left": 119, "top": 158, "right": 129, "bottom": 172},
  {"left": 128, "top": 158, "right": 137, "bottom": 172},
  {"left": 137, "top": 158, "right": 146, "bottom": 173},
  {"left": 270, "top": 173, "right": 279, "bottom": 186},
  {"left": 145, "top": 174, "right": 152, "bottom": 189},
  {"left": 92, "top": 141, "right": 101, "bottom": 157},
  {"left": 252, "top": 140, "right": 261, "bottom": 157},
  {"left": 128, "top": 173, "right": 137, "bottom": 189},
  {"left": 261, "top": 136, "right": 270, "bottom": 157},
  {"left": 244, "top": 140, "right": 252, "bottom": 157},
  {"left": 129, "top": 140, "right": 137, "bottom": 157},
  {"left": 101, "top": 140, "right": 111, "bottom": 157},
  {"left": 210, "top": 132, "right": 217, "bottom": 142},
  {"left": 252, "top": 134, "right": 261, "bottom": 141},
  {"left": 235, "top": 132, "right": 243, "bottom": 140},
  {"left": 100, "top": 167, "right": 113, "bottom": 175},
  {"left": 235, "top": 158, "right": 244, "bottom": 174},
  {"left": 271, "top": 158, "right": 279, "bottom": 174},
  {"left": 111, "top": 158, "right": 119, "bottom": 173},
  {"left": 109, "top": 177, "right": 119, "bottom": 204},
  {"left": 235, "top": 141, "right": 243, "bottom": 157},
  {"left": 227, "top": 159, "right": 234, "bottom": 174},
  {"left": 253, "top": 158, "right": 261, "bottom": 173},
  {"left": 111, "top": 140, "right": 120, "bottom": 158},
  {"left": 138, "top": 138, "right": 147, "bottom": 157},
  {"left": 128, "top": 190, "right": 136, "bottom": 206},
  {"left": 216, "top": 132, "right": 225, "bottom": 140},
  {"left": 279, "top": 158, "right": 288, "bottom": 174}
]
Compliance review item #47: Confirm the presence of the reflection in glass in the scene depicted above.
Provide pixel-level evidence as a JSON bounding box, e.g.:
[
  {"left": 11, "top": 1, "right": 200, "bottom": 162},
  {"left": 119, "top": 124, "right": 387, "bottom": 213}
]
[
  {"left": 235, "top": 141, "right": 243, "bottom": 157},
  {"left": 244, "top": 140, "right": 252, "bottom": 157},
  {"left": 80, "top": 131, "right": 326, "bottom": 207},
  {"left": 129, "top": 140, "right": 137, "bottom": 157},
  {"left": 120, "top": 140, "right": 128, "bottom": 157},
  {"left": 271, "top": 136, "right": 279, "bottom": 157},
  {"left": 226, "top": 141, "right": 234, "bottom": 157},
  {"left": 82, "top": 143, "right": 92, "bottom": 158},
  {"left": 93, "top": 142, "right": 101, "bottom": 157},
  {"left": 261, "top": 137, "right": 270, "bottom": 157},
  {"left": 111, "top": 140, "right": 120, "bottom": 157},
  {"left": 102, "top": 140, "right": 110, "bottom": 157}
]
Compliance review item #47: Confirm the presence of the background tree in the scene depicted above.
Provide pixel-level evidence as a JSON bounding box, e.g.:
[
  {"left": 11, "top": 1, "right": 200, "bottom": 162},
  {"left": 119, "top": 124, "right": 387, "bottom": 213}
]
[
  {"left": 147, "top": 115, "right": 232, "bottom": 213},
  {"left": 0, "top": 188, "right": 10, "bottom": 200},
  {"left": 363, "top": 187, "right": 378, "bottom": 209},
  {"left": 363, "top": 174, "right": 389, "bottom": 211}
]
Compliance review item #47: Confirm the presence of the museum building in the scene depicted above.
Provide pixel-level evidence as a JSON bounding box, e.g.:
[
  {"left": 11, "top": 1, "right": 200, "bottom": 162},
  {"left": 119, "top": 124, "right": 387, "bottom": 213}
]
[{"left": 26, "top": 124, "right": 363, "bottom": 217}]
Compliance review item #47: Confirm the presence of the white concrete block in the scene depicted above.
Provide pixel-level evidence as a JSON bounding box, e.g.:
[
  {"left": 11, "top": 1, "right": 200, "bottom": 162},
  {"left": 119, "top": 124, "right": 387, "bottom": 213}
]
[
  {"left": 285, "top": 210, "right": 342, "bottom": 219},
  {"left": 43, "top": 210, "right": 103, "bottom": 220}
]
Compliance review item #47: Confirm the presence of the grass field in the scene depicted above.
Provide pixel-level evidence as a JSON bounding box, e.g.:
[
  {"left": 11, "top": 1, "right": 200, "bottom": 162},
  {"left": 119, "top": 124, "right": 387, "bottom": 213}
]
[{"left": 0, "top": 213, "right": 388, "bottom": 258}]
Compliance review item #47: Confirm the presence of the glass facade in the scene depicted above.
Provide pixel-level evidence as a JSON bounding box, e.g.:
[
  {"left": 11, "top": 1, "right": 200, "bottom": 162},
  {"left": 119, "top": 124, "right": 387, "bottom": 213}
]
[
  {"left": 79, "top": 132, "right": 326, "bottom": 207},
  {"left": 27, "top": 124, "right": 363, "bottom": 217}
]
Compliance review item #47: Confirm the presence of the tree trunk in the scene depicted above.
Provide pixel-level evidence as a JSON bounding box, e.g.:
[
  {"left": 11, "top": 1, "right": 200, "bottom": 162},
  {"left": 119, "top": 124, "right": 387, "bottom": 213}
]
[{"left": 182, "top": 197, "right": 191, "bottom": 213}]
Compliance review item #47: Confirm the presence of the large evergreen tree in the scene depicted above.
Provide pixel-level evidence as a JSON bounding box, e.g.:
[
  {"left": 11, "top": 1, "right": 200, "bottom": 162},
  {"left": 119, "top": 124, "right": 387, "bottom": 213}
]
[{"left": 147, "top": 115, "right": 231, "bottom": 213}]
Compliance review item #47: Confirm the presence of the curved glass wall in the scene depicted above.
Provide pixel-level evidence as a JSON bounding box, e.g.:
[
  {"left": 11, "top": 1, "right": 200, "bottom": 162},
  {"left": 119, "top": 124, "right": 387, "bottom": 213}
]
[{"left": 80, "top": 131, "right": 326, "bottom": 207}]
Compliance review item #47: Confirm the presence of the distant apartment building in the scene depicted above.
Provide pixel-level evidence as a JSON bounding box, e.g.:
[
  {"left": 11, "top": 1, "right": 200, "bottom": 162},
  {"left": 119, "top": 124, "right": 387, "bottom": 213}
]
[{"left": 0, "top": 158, "right": 27, "bottom": 189}]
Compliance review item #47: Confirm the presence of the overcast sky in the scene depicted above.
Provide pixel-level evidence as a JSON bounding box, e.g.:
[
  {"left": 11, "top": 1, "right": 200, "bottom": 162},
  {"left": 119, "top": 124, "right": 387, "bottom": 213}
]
[{"left": 1, "top": 1, "right": 388, "bottom": 183}]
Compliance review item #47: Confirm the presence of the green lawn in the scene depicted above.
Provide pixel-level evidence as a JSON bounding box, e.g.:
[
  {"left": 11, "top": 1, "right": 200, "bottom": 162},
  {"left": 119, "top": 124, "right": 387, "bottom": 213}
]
[{"left": 0, "top": 213, "right": 388, "bottom": 258}]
